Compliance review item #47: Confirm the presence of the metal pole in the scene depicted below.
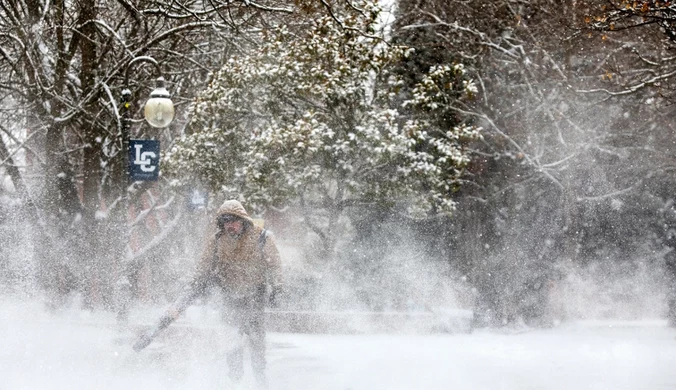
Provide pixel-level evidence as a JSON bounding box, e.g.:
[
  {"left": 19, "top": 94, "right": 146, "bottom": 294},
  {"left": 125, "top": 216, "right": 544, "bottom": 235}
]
[
  {"left": 121, "top": 89, "right": 131, "bottom": 181},
  {"left": 116, "top": 87, "right": 132, "bottom": 325},
  {"left": 124, "top": 56, "right": 162, "bottom": 88},
  {"left": 116, "top": 56, "right": 163, "bottom": 326}
]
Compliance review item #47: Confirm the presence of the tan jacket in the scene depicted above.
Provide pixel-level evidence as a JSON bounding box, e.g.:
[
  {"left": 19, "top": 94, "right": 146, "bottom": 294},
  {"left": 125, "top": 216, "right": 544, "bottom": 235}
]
[{"left": 194, "top": 200, "right": 283, "bottom": 297}]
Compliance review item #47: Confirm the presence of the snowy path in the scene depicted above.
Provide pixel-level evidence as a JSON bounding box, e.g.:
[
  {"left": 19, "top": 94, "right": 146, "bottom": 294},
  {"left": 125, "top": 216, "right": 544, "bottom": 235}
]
[
  {"left": 268, "top": 325, "right": 676, "bottom": 390},
  {"left": 2, "top": 301, "right": 676, "bottom": 390}
]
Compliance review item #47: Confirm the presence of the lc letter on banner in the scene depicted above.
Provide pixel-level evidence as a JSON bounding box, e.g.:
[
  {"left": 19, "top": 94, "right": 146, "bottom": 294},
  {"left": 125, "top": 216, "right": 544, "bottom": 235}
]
[{"left": 129, "top": 139, "right": 160, "bottom": 181}]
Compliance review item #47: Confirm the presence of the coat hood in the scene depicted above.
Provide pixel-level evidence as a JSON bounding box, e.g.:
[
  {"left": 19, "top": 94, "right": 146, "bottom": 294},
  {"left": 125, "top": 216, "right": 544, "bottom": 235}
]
[{"left": 217, "top": 199, "right": 254, "bottom": 225}]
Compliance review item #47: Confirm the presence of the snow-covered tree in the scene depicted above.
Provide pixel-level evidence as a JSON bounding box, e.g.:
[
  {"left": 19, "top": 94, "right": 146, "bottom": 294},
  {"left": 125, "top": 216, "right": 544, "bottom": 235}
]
[
  {"left": 165, "top": 0, "right": 480, "bottom": 258},
  {"left": 393, "top": 0, "right": 675, "bottom": 326}
]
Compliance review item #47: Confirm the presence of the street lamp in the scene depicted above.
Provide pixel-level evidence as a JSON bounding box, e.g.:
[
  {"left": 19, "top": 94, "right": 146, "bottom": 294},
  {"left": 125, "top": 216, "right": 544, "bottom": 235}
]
[
  {"left": 116, "top": 56, "right": 174, "bottom": 325},
  {"left": 120, "top": 56, "right": 174, "bottom": 166},
  {"left": 143, "top": 77, "right": 175, "bottom": 128}
]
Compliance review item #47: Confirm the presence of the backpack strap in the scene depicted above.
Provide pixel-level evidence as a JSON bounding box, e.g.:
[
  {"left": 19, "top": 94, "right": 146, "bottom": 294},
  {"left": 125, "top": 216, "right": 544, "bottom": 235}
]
[
  {"left": 258, "top": 229, "right": 273, "bottom": 290},
  {"left": 258, "top": 229, "right": 268, "bottom": 255}
]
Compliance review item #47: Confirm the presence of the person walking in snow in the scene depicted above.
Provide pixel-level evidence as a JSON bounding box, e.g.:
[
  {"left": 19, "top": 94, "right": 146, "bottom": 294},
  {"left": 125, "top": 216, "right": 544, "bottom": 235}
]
[{"left": 134, "top": 199, "right": 283, "bottom": 387}]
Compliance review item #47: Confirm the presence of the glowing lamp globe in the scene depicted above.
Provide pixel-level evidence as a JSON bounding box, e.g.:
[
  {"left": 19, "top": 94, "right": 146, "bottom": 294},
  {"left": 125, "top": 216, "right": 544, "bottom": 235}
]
[{"left": 144, "top": 77, "right": 174, "bottom": 128}]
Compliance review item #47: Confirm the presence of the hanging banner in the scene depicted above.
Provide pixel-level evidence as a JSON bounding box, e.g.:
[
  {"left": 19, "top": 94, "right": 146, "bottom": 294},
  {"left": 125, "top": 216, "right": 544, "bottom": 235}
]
[{"left": 129, "top": 139, "right": 160, "bottom": 181}]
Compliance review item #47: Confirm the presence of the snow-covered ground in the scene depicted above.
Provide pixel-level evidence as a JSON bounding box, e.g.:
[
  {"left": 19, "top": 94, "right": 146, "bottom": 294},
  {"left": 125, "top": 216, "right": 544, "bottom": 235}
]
[{"left": 2, "top": 299, "right": 676, "bottom": 390}]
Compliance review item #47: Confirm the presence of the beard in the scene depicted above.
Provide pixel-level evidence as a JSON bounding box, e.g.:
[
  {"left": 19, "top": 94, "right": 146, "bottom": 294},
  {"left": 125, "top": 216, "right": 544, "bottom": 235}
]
[{"left": 225, "top": 225, "right": 244, "bottom": 238}]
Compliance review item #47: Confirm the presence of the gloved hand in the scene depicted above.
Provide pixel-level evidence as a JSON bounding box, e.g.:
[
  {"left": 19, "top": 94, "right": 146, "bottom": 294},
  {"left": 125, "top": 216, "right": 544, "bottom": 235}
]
[
  {"left": 133, "top": 332, "right": 153, "bottom": 352},
  {"left": 269, "top": 285, "right": 283, "bottom": 309}
]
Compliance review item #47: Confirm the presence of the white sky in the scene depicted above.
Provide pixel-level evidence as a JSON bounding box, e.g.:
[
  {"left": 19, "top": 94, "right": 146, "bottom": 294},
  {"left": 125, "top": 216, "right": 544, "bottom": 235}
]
[{"left": 2, "top": 299, "right": 676, "bottom": 390}]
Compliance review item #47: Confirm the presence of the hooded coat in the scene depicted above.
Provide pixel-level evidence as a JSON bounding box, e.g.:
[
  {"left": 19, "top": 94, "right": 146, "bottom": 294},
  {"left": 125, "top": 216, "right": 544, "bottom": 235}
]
[{"left": 193, "top": 200, "right": 283, "bottom": 298}]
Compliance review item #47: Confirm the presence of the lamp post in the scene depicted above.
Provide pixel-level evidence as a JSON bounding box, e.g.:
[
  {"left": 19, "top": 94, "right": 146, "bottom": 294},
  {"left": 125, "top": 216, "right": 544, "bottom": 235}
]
[
  {"left": 120, "top": 56, "right": 174, "bottom": 178},
  {"left": 116, "top": 56, "right": 174, "bottom": 325}
]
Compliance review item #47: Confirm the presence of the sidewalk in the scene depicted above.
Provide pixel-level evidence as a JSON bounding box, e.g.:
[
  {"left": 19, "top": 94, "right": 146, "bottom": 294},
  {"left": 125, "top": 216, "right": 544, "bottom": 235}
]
[
  {"left": 122, "top": 303, "right": 473, "bottom": 334},
  {"left": 3, "top": 299, "right": 676, "bottom": 390},
  {"left": 265, "top": 308, "right": 473, "bottom": 333}
]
